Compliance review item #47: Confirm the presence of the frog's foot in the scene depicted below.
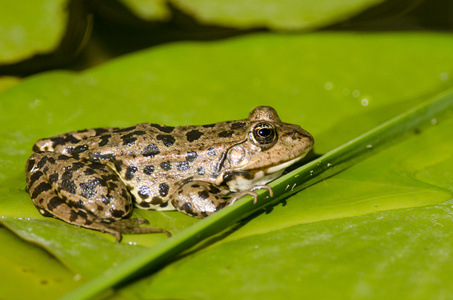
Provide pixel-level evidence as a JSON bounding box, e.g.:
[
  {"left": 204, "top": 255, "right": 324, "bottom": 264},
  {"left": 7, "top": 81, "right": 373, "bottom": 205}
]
[
  {"left": 106, "top": 218, "right": 172, "bottom": 241},
  {"left": 228, "top": 185, "right": 274, "bottom": 205},
  {"left": 171, "top": 181, "right": 229, "bottom": 218}
]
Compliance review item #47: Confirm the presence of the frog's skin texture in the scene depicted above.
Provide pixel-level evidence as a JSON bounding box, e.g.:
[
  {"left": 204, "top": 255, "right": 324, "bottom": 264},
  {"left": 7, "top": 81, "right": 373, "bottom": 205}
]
[{"left": 25, "top": 106, "right": 314, "bottom": 241}]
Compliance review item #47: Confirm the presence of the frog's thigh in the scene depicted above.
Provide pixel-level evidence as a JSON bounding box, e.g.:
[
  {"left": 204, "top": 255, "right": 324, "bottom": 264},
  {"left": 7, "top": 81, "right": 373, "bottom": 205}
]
[
  {"left": 26, "top": 152, "right": 133, "bottom": 225},
  {"left": 170, "top": 181, "right": 227, "bottom": 218}
]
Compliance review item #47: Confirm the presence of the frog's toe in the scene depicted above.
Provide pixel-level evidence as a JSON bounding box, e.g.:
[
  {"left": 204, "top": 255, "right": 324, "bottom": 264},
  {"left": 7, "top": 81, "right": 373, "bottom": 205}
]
[
  {"left": 113, "top": 217, "right": 150, "bottom": 226},
  {"left": 228, "top": 185, "right": 273, "bottom": 205},
  {"left": 107, "top": 219, "right": 172, "bottom": 239}
]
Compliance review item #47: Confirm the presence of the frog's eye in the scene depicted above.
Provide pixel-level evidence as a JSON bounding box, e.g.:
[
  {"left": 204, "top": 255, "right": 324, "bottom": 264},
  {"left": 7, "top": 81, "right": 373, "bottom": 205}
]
[{"left": 250, "top": 122, "right": 277, "bottom": 149}]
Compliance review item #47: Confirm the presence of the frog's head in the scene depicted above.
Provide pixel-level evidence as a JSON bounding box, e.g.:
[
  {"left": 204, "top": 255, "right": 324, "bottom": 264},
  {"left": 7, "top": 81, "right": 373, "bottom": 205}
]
[{"left": 220, "top": 106, "right": 314, "bottom": 192}]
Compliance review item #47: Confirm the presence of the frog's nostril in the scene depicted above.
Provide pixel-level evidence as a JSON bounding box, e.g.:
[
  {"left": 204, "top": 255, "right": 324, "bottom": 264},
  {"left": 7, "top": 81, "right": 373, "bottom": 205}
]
[{"left": 290, "top": 132, "right": 300, "bottom": 140}]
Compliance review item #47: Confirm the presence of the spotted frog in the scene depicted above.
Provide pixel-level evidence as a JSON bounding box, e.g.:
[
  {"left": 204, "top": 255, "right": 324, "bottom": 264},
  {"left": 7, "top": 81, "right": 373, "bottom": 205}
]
[{"left": 25, "top": 106, "right": 313, "bottom": 241}]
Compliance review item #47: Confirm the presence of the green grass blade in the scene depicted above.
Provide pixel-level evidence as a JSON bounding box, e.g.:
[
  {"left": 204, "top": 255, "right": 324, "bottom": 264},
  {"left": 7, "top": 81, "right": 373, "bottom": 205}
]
[{"left": 60, "top": 89, "right": 453, "bottom": 300}]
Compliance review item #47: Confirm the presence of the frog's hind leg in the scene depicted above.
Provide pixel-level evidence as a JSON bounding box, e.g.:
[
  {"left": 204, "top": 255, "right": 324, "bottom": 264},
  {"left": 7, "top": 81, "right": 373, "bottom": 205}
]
[{"left": 26, "top": 152, "right": 170, "bottom": 242}]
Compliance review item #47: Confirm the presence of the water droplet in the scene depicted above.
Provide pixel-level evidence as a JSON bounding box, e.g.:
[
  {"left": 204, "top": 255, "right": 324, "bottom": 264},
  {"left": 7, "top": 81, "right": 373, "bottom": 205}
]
[
  {"left": 431, "top": 118, "right": 437, "bottom": 125},
  {"left": 366, "top": 144, "right": 373, "bottom": 149},
  {"left": 324, "top": 82, "right": 333, "bottom": 91},
  {"left": 361, "top": 98, "right": 369, "bottom": 106},
  {"left": 352, "top": 90, "right": 360, "bottom": 97}
]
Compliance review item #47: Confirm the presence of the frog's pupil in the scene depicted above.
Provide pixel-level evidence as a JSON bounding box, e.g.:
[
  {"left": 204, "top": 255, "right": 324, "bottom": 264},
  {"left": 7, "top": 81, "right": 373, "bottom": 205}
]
[{"left": 258, "top": 128, "right": 271, "bottom": 137}]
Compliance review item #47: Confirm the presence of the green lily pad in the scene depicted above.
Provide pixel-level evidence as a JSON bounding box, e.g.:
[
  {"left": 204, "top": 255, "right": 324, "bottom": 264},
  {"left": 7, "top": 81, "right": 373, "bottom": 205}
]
[
  {"left": 0, "top": 0, "right": 91, "bottom": 74},
  {"left": 0, "top": 32, "right": 452, "bottom": 298},
  {"left": 119, "top": 0, "right": 171, "bottom": 21},
  {"left": 171, "top": 0, "right": 385, "bottom": 30},
  {"left": 0, "top": 0, "right": 67, "bottom": 64}
]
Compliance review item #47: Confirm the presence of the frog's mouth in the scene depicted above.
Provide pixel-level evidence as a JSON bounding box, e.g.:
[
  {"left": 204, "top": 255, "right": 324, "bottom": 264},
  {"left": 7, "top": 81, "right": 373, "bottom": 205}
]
[
  {"left": 224, "top": 152, "right": 309, "bottom": 193},
  {"left": 266, "top": 153, "right": 308, "bottom": 174}
]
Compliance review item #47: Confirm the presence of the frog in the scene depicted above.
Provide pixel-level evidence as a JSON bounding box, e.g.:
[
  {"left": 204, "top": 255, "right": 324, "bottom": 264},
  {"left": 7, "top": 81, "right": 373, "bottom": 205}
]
[{"left": 25, "top": 106, "right": 314, "bottom": 242}]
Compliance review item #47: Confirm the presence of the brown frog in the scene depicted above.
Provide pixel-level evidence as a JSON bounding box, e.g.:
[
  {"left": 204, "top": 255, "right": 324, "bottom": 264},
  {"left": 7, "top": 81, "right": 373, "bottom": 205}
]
[{"left": 25, "top": 106, "right": 314, "bottom": 241}]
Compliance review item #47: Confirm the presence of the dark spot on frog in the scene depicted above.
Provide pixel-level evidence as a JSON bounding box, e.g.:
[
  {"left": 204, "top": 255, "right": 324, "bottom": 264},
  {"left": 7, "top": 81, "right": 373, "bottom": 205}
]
[
  {"left": 138, "top": 185, "right": 151, "bottom": 199},
  {"left": 51, "top": 135, "right": 80, "bottom": 148},
  {"left": 66, "top": 144, "right": 89, "bottom": 154},
  {"left": 176, "top": 161, "right": 190, "bottom": 172},
  {"left": 186, "top": 151, "right": 198, "bottom": 162},
  {"left": 61, "top": 168, "right": 73, "bottom": 181},
  {"left": 80, "top": 179, "right": 101, "bottom": 199},
  {"left": 27, "top": 159, "right": 35, "bottom": 172},
  {"left": 68, "top": 210, "right": 79, "bottom": 222},
  {"left": 83, "top": 168, "right": 95, "bottom": 176},
  {"left": 48, "top": 173, "right": 59, "bottom": 183},
  {"left": 96, "top": 204, "right": 104, "bottom": 211},
  {"left": 94, "top": 128, "right": 110, "bottom": 135},
  {"left": 121, "top": 133, "right": 137, "bottom": 146},
  {"left": 197, "top": 167, "right": 205, "bottom": 175},
  {"left": 47, "top": 196, "right": 64, "bottom": 210},
  {"left": 208, "top": 185, "right": 222, "bottom": 194},
  {"left": 141, "top": 143, "right": 160, "bottom": 157},
  {"left": 98, "top": 134, "right": 111, "bottom": 147},
  {"left": 88, "top": 152, "right": 116, "bottom": 162},
  {"left": 159, "top": 183, "right": 169, "bottom": 197},
  {"left": 113, "top": 160, "right": 123, "bottom": 172},
  {"left": 32, "top": 144, "right": 41, "bottom": 152},
  {"left": 207, "top": 148, "right": 217, "bottom": 157},
  {"left": 223, "top": 171, "right": 253, "bottom": 182},
  {"left": 110, "top": 209, "right": 125, "bottom": 218},
  {"left": 202, "top": 123, "right": 216, "bottom": 128},
  {"left": 47, "top": 157, "right": 56, "bottom": 164},
  {"left": 157, "top": 134, "right": 176, "bottom": 147},
  {"left": 143, "top": 165, "right": 155, "bottom": 175},
  {"left": 58, "top": 155, "right": 71, "bottom": 161},
  {"left": 31, "top": 182, "right": 52, "bottom": 198},
  {"left": 151, "top": 196, "right": 163, "bottom": 205},
  {"left": 107, "top": 181, "right": 118, "bottom": 190},
  {"left": 37, "top": 156, "right": 49, "bottom": 169},
  {"left": 59, "top": 179, "right": 77, "bottom": 194},
  {"left": 160, "top": 202, "right": 168, "bottom": 208},
  {"left": 191, "top": 184, "right": 200, "bottom": 188},
  {"left": 160, "top": 161, "right": 172, "bottom": 171},
  {"left": 218, "top": 130, "right": 235, "bottom": 138},
  {"left": 88, "top": 162, "right": 107, "bottom": 170},
  {"left": 198, "top": 190, "right": 210, "bottom": 200},
  {"left": 71, "top": 162, "right": 85, "bottom": 171},
  {"left": 121, "top": 189, "right": 129, "bottom": 199},
  {"left": 186, "top": 130, "right": 204, "bottom": 142},
  {"left": 139, "top": 201, "right": 150, "bottom": 208},
  {"left": 29, "top": 171, "right": 44, "bottom": 185},
  {"left": 151, "top": 124, "right": 175, "bottom": 133},
  {"left": 125, "top": 165, "right": 138, "bottom": 180},
  {"left": 179, "top": 202, "right": 193, "bottom": 214},
  {"left": 231, "top": 122, "right": 246, "bottom": 130}
]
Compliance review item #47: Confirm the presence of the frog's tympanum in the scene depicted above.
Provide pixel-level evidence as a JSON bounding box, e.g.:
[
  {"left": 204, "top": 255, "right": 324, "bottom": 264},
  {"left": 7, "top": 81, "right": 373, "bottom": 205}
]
[{"left": 25, "top": 106, "right": 313, "bottom": 241}]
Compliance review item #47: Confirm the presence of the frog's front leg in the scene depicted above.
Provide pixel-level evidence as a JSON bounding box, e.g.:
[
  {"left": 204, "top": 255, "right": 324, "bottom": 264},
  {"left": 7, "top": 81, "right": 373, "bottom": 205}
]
[
  {"left": 26, "top": 152, "right": 170, "bottom": 241},
  {"left": 170, "top": 181, "right": 229, "bottom": 218}
]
